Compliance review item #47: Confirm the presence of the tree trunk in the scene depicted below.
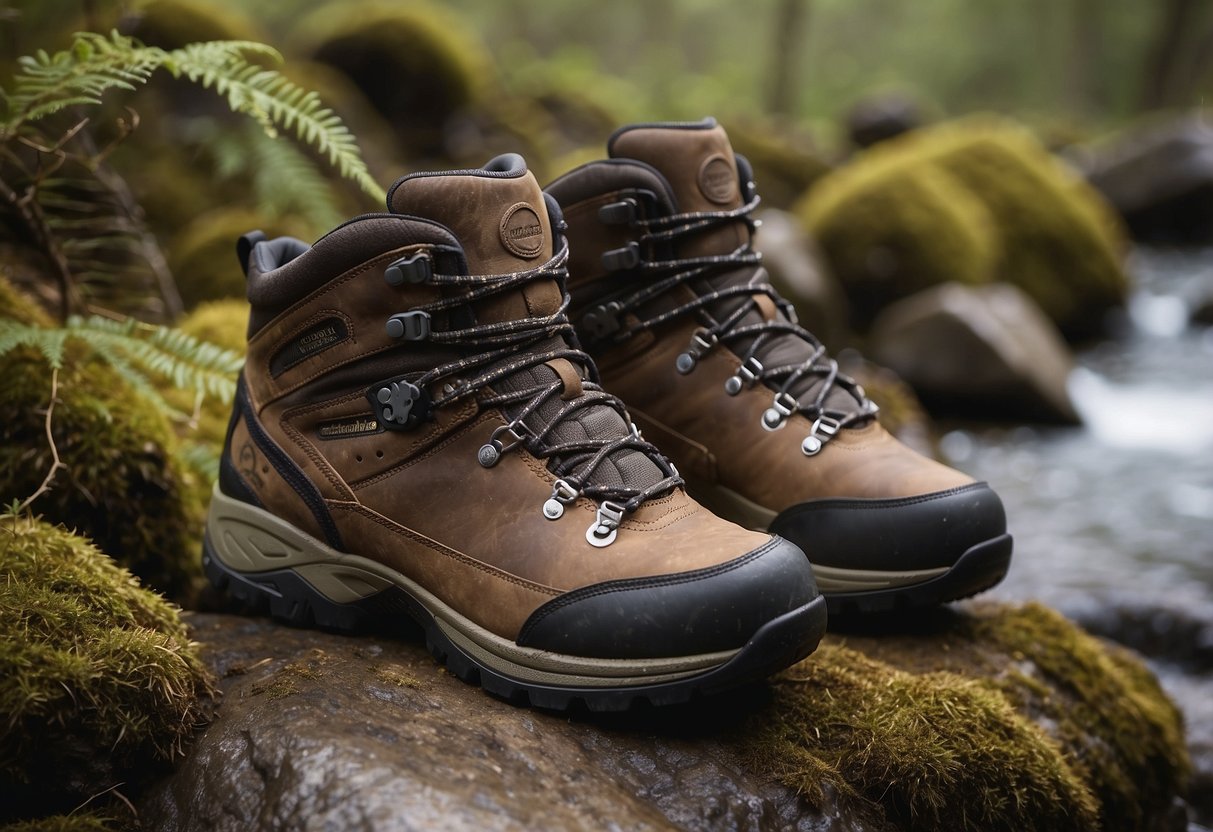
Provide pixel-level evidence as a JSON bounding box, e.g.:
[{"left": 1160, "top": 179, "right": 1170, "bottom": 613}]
[{"left": 767, "top": 0, "right": 810, "bottom": 116}]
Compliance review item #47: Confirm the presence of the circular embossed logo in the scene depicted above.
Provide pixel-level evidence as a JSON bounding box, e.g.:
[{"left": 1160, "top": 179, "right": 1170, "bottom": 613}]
[
  {"left": 698, "top": 154, "right": 738, "bottom": 205},
  {"left": 500, "top": 202, "right": 544, "bottom": 259}
]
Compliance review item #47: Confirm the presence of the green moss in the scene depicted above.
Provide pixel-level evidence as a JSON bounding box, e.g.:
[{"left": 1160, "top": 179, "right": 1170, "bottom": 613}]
[
  {"left": 126, "top": 0, "right": 263, "bottom": 49},
  {"left": 0, "top": 516, "right": 215, "bottom": 821},
  {"left": 964, "top": 603, "right": 1189, "bottom": 830},
  {"left": 0, "top": 814, "right": 122, "bottom": 832},
  {"left": 800, "top": 155, "right": 997, "bottom": 326},
  {"left": 749, "top": 644, "right": 1097, "bottom": 832},
  {"left": 290, "top": 0, "right": 494, "bottom": 160},
  {"left": 800, "top": 117, "right": 1127, "bottom": 336},
  {"left": 0, "top": 272, "right": 54, "bottom": 326},
  {"left": 909, "top": 119, "right": 1127, "bottom": 337},
  {"left": 0, "top": 346, "right": 203, "bottom": 600},
  {"left": 744, "top": 602, "right": 1188, "bottom": 831}
]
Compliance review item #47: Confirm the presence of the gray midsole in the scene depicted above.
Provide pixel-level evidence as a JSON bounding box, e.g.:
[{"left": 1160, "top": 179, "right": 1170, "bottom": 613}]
[
  {"left": 206, "top": 487, "right": 737, "bottom": 686},
  {"left": 810, "top": 563, "right": 949, "bottom": 592}
]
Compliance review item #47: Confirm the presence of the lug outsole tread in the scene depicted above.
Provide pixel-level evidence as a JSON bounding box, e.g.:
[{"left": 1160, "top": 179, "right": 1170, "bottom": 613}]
[{"left": 202, "top": 541, "right": 827, "bottom": 713}]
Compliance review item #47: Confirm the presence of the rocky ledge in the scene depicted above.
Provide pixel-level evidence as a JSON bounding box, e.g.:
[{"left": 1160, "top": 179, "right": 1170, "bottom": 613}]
[{"left": 139, "top": 603, "right": 1191, "bottom": 832}]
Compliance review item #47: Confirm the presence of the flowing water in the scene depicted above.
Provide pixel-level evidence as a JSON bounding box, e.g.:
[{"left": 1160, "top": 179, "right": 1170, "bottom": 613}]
[{"left": 937, "top": 247, "right": 1213, "bottom": 820}]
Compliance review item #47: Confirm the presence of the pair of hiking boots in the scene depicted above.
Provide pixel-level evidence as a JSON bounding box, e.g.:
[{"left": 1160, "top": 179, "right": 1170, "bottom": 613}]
[{"left": 204, "top": 119, "right": 1012, "bottom": 711}]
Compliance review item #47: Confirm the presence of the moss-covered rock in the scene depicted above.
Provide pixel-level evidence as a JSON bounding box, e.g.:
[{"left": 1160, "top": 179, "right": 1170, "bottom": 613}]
[
  {"left": 141, "top": 602, "right": 1189, "bottom": 830},
  {"left": 800, "top": 153, "right": 998, "bottom": 326},
  {"left": 801, "top": 117, "right": 1128, "bottom": 336},
  {"left": 0, "top": 516, "right": 216, "bottom": 823},
  {"left": 0, "top": 272, "right": 54, "bottom": 326},
  {"left": 290, "top": 0, "right": 493, "bottom": 161},
  {"left": 0, "top": 346, "right": 203, "bottom": 599},
  {"left": 747, "top": 601, "right": 1189, "bottom": 831},
  {"left": 0, "top": 814, "right": 121, "bottom": 832},
  {"left": 914, "top": 118, "right": 1127, "bottom": 337}
]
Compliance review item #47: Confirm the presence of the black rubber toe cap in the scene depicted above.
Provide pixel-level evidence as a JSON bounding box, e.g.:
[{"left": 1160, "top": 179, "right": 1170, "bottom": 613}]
[
  {"left": 516, "top": 536, "right": 819, "bottom": 659},
  {"left": 770, "top": 482, "right": 1007, "bottom": 573}
]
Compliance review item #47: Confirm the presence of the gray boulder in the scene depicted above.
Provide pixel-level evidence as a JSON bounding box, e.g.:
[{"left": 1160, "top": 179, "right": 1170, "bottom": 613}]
[
  {"left": 755, "top": 208, "right": 849, "bottom": 347},
  {"left": 868, "top": 282, "right": 1081, "bottom": 423},
  {"left": 1083, "top": 114, "right": 1213, "bottom": 245}
]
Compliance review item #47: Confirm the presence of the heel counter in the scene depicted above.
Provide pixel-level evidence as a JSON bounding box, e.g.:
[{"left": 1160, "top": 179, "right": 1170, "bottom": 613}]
[{"left": 219, "top": 383, "right": 263, "bottom": 508}]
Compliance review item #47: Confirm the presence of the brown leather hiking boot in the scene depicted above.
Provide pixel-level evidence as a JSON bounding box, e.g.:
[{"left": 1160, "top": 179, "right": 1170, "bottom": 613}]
[
  {"left": 203, "top": 154, "right": 827, "bottom": 710},
  {"left": 545, "top": 119, "right": 1012, "bottom": 616}
]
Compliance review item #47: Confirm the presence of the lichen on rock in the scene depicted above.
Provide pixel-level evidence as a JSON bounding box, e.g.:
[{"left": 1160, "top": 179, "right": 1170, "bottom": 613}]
[{"left": 0, "top": 515, "right": 216, "bottom": 824}]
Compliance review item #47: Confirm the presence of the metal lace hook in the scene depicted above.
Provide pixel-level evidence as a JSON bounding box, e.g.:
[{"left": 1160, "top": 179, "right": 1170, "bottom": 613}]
[
  {"left": 675, "top": 328, "right": 718, "bottom": 375},
  {"left": 801, "top": 414, "right": 842, "bottom": 456},
  {"left": 542, "top": 478, "right": 579, "bottom": 520},
  {"left": 477, "top": 421, "right": 530, "bottom": 468},
  {"left": 761, "top": 391, "right": 798, "bottom": 431}
]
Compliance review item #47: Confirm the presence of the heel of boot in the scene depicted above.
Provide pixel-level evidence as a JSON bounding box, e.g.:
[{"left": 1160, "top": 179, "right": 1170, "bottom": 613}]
[{"left": 201, "top": 535, "right": 373, "bottom": 633}]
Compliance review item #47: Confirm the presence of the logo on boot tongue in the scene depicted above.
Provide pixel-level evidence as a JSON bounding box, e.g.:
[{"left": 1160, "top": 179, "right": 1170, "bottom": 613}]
[
  {"left": 500, "top": 202, "right": 544, "bottom": 259},
  {"left": 698, "top": 154, "right": 738, "bottom": 205}
]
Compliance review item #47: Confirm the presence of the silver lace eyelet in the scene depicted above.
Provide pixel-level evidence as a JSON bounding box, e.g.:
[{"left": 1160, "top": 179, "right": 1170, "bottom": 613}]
[
  {"left": 478, "top": 422, "right": 528, "bottom": 468},
  {"left": 585, "top": 501, "right": 625, "bottom": 548},
  {"left": 762, "top": 392, "right": 797, "bottom": 432},
  {"left": 542, "top": 479, "right": 579, "bottom": 520}
]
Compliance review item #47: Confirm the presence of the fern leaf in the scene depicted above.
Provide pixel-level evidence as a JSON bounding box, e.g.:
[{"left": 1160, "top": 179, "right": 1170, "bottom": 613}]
[
  {"left": 0, "top": 31, "right": 164, "bottom": 134},
  {"left": 0, "top": 321, "right": 70, "bottom": 368},
  {"left": 163, "top": 47, "right": 385, "bottom": 202},
  {"left": 66, "top": 315, "right": 244, "bottom": 403}
]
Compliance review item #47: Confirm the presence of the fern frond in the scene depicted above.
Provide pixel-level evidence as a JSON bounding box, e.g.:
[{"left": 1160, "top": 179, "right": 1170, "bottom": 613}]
[
  {"left": 66, "top": 315, "right": 244, "bottom": 402},
  {"left": 0, "top": 31, "right": 163, "bottom": 135},
  {"left": 0, "top": 321, "right": 70, "bottom": 368},
  {"left": 163, "top": 48, "right": 385, "bottom": 202}
]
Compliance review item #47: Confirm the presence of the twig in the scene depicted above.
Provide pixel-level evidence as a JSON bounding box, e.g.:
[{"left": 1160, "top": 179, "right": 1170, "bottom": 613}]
[{"left": 17, "top": 367, "right": 64, "bottom": 512}]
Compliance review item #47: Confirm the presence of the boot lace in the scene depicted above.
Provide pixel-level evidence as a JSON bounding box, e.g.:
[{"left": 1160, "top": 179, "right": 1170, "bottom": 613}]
[
  {"left": 384, "top": 239, "right": 682, "bottom": 547},
  {"left": 587, "top": 193, "right": 877, "bottom": 455}
]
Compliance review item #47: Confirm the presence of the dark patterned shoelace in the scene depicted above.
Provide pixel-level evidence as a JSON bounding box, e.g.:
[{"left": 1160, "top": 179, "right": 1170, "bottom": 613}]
[
  {"left": 387, "top": 239, "right": 682, "bottom": 547},
  {"left": 592, "top": 194, "right": 877, "bottom": 454}
]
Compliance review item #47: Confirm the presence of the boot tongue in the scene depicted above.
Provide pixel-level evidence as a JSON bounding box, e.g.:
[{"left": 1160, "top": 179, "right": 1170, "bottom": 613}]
[
  {"left": 386, "top": 155, "right": 559, "bottom": 323},
  {"left": 609, "top": 120, "right": 865, "bottom": 417}
]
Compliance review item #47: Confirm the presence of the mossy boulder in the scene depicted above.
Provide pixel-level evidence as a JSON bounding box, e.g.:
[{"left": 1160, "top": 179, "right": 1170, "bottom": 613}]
[
  {"left": 290, "top": 0, "right": 494, "bottom": 161},
  {"left": 0, "top": 346, "right": 203, "bottom": 599},
  {"left": 124, "top": 0, "right": 262, "bottom": 49},
  {"left": 750, "top": 602, "right": 1188, "bottom": 831},
  {"left": 800, "top": 153, "right": 998, "bottom": 326},
  {"left": 0, "top": 516, "right": 215, "bottom": 823},
  {"left": 801, "top": 117, "right": 1128, "bottom": 336}
]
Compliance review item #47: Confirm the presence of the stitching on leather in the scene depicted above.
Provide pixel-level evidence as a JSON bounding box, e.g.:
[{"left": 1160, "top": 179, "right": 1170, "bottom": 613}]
[
  {"left": 280, "top": 419, "right": 355, "bottom": 500},
  {"left": 265, "top": 309, "right": 355, "bottom": 381}
]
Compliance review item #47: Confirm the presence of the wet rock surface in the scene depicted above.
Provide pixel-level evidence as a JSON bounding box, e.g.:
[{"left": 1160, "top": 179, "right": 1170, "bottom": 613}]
[
  {"left": 139, "top": 606, "right": 1190, "bottom": 832},
  {"left": 140, "top": 614, "right": 861, "bottom": 832}
]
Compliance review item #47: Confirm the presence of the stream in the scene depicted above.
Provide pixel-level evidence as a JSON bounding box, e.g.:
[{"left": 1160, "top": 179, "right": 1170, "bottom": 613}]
[{"left": 938, "top": 247, "right": 1213, "bottom": 821}]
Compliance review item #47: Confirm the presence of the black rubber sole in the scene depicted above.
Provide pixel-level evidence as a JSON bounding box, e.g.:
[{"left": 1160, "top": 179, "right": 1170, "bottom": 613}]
[
  {"left": 202, "top": 536, "right": 828, "bottom": 712},
  {"left": 822, "top": 533, "right": 1013, "bottom": 618}
]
